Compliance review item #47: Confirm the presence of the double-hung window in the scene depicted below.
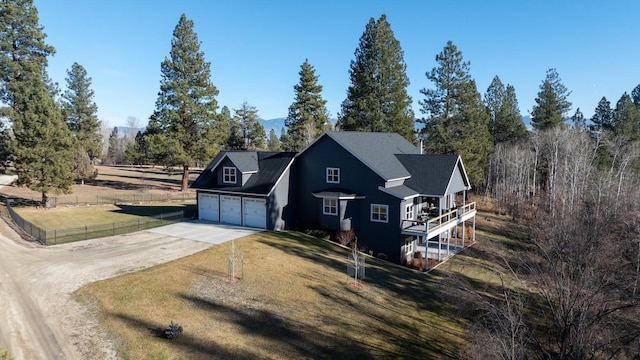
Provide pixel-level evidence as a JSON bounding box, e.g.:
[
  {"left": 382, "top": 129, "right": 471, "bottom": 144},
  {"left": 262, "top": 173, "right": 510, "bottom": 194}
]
[
  {"left": 371, "top": 204, "right": 388, "bottom": 223},
  {"left": 405, "top": 204, "right": 414, "bottom": 220},
  {"left": 323, "top": 198, "right": 337, "bottom": 215},
  {"left": 223, "top": 167, "right": 237, "bottom": 184},
  {"left": 326, "top": 167, "right": 340, "bottom": 184}
]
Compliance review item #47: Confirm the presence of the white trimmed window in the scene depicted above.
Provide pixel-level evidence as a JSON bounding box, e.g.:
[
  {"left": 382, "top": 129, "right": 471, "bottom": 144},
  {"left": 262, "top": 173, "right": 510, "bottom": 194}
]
[
  {"left": 326, "top": 167, "right": 340, "bottom": 184},
  {"left": 371, "top": 204, "right": 388, "bottom": 223},
  {"left": 405, "top": 204, "right": 414, "bottom": 220},
  {"left": 223, "top": 167, "right": 237, "bottom": 184},
  {"left": 323, "top": 198, "right": 338, "bottom": 215}
]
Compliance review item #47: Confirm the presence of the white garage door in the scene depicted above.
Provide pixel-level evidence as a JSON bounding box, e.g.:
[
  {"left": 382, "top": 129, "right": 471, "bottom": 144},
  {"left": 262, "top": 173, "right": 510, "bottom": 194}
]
[
  {"left": 243, "top": 198, "right": 266, "bottom": 229},
  {"left": 198, "top": 193, "right": 219, "bottom": 222},
  {"left": 220, "top": 195, "right": 242, "bottom": 225}
]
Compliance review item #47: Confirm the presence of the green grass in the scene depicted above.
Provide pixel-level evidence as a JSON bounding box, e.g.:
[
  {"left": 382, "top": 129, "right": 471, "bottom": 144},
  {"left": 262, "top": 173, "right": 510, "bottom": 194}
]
[
  {"left": 13, "top": 203, "right": 195, "bottom": 230},
  {"left": 76, "top": 231, "right": 471, "bottom": 359}
]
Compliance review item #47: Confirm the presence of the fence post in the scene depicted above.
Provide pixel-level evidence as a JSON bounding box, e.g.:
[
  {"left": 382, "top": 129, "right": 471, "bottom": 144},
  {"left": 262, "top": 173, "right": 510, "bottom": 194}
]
[
  {"left": 54, "top": 229, "right": 56, "bottom": 245},
  {"left": 138, "top": 219, "right": 140, "bottom": 231},
  {"left": 113, "top": 222, "right": 115, "bottom": 236},
  {"left": 85, "top": 225, "right": 88, "bottom": 240}
]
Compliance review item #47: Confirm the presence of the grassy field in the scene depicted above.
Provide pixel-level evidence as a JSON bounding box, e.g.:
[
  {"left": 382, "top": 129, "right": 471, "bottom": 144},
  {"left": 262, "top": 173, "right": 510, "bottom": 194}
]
[
  {"left": 77, "top": 231, "right": 475, "bottom": 359},
  {"left": 12, "top": 203, "right": 196, "bottom": 230},
  {"left": 1, "top": 166, "right": 199, "bottom": 235}
]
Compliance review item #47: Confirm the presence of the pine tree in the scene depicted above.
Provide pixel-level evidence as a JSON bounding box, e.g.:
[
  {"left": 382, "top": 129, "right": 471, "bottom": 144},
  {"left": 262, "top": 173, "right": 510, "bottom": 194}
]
[
  {"left": 337, "top": 14, "right": 415, "bottom": 142},
  {"left": 531, "top": 68, "right": 572, "bottom": 130},
  {"left": 0, "top": 0, "right": 55, "bottom": 112},
  {"left": 9, "top": 78, "right": 75, "bottom": 207},
  {"left": 632, "top": 84, "right": 640, "bottom": 111},
  {"left": 248, "top": 121, "right": 266, "bottom": 150},
  {"left": 74, "top": 148, "right": 97, "bottom": 185},
  {"left": 591, "top": 97, "right": 614, "bottom": 132},
  {"left": 233, "top": 101, "right": 259, "bottom": 150},
  {"left": 570, "top": 108, "right": 586, "bottom": 130},
  {"left": 612, "top": 92, "right": 640, "bottom": 143},
  {"left": 285, "top": 59, "right": 330, "bottom": 151},
  {"left": 267, "top": 129, "right": 281, "bottom": 151},
  {"left": 61, "top": 62, "right": 102, "bottom": 161},
  {"left": 150, "top": 13, "right": 220, "bottom": 191},
  {"left": 484, "top": 75, "right": 527, "bottom": 144},
  {"left": 1, "top": 0, "right": 75, "bottom": 206},
  {"left": 418, "top": 41, "right": 492, "bottom": 185}
]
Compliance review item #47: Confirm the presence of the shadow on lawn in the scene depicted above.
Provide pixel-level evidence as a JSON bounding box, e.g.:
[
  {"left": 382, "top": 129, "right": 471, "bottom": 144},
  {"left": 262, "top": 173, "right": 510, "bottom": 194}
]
[
  {"left": 177, "top": 293, "right": 380, "bottom": 360},
  {"left": 114, "top": 204, "right": 196, "bottom": 218},
  {"left": 110, "top": 312, "right": 262, "bottom": 360}
]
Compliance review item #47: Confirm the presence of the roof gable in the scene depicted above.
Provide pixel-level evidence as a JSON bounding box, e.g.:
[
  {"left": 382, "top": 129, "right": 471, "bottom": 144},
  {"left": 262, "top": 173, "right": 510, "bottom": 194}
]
[
  {"left": 395, "top": 154, "right": 471, "bottom": 196},
  {"left": 206, "top": 151, "right": 259, "bottom": 174},
  {"left": 192, "top": 151, "right": 296, "bottom": 194},
  {"left": 299, "top": 131, "right": 421, "bottom": 181}
]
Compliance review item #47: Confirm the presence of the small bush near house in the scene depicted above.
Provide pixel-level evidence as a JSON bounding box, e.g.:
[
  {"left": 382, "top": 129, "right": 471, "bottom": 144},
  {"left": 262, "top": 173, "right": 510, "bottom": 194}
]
[{"left": 334, "top": 229, "right": 355, "bottom": 246}]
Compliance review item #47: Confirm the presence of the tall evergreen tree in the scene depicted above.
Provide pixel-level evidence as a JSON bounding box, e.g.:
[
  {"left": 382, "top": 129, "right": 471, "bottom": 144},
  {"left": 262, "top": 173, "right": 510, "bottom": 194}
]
[
  {"left": 337, "top": 14, "right": 415, "bottom": 142},
  {"left": 570, "top": 108, "right": 586, "bottom": 130},
  {"left": 531, "top": 68, "right": 572, "bottom": 130},
  {"left": 267, "top": 128, "right": 281, "bottom": 151},
  {"left": 484, "top": 75, "right": 527, "bottom": 144},
  {"left": 9, "top": 78, "right": 75, "bottom": 206},
  {"left": 418, "top": 41, "right": 492, "bottom": 185},
  {"left": 233, "top": 101, "right": 259, "bottom": 150},
  {"left": 612, "top": 92, "right": 640, "bottom": 143},
  {"left": 590, "top": 97, "right": 614, "bottom": 131},
  {"left": 1, "top": 0, "right": 75, "bottom": 206},
  {"left": 149, "top": 13, "right": 220, "bottom": 191},
  {"left": 0, "top": 0, "right": 55, "bottom": 112},
  {"left": 632, "top": 84, "right": 640, "bottom": 111},
  {"left": 61, "top": 62, "right": 102, "bottom": 161},
  {"left": 285, "top": 59, "right": 330, "bottom": 151}
]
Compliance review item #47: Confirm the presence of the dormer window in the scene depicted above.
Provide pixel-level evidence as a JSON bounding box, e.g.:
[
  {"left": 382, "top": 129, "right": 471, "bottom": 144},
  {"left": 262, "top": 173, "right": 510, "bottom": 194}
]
[
  {"left": 223, "top": 167, "right": 237, "bottom": 184},
  {"left": 326, "top": 167, "right": 340, "bottom": 184}
]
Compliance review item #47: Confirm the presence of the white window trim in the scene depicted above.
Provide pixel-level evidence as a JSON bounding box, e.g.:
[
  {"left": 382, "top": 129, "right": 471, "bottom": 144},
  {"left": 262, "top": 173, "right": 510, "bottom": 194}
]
[
  {"left": 323, "top": 198, "right": 338, "bottom": 215},
  {"left": 371, "top": 204, "right": 389, "bottom": 223},
  {"left": 223, "top": 166, "right": 237, "bottom": 184},
  {"left": 405, "top": 204, "right": 414, "bottom": 220},
  {"left": 326, "top": 167, "right": 340, "bottom": 184}
]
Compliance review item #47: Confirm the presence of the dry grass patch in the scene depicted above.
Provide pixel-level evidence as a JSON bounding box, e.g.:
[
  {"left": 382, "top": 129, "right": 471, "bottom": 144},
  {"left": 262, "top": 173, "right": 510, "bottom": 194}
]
[
  {"left": 12, "top": 203, "right": 195, "bottom": 230},
  {"left": 77, "top": 231, "right": 469, "bottom": 359}
]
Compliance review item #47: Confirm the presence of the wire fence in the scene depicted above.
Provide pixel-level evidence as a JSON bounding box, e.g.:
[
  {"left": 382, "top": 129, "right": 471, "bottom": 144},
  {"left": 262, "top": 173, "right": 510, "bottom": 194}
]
[
  {"left": 4, "top": 204, "right": 185, "bottom": 246},
  {"left": 8, "top": 191, "right": 196, "bottom": 207}
]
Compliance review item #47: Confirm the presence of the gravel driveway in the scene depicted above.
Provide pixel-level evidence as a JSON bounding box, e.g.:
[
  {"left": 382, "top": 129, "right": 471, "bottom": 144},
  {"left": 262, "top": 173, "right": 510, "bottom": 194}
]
[{"left": 0, "top": 219, "right": 214, "bottom": 359}]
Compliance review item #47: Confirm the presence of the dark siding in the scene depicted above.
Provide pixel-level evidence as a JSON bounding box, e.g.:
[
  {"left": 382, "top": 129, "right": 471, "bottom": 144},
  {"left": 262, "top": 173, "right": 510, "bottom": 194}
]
[
  {"left": 295, "top": 135, "right": 403, "bottom": 262},
  {"left": 216, "top": 158, "right": 240, "bottom": 187},
  {"left": 268, "top": 165, "right": 292, "bottom": 231}
]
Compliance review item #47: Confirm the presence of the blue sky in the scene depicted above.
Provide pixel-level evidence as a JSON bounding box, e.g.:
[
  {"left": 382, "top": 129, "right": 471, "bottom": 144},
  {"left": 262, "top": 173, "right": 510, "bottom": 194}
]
[{"left": 35, "top": 0, "right": 640, "bottom": 128}]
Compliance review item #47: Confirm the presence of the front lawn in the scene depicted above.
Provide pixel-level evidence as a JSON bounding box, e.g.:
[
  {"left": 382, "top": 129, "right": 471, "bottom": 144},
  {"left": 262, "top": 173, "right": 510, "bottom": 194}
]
[{"left": 76, "top": 231, "right": 470, "bottom": 359}]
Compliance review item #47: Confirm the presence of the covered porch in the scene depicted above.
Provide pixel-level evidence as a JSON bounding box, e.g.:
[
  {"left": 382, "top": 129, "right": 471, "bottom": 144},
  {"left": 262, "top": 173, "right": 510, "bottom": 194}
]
[{"left": 401, "top": 202, "right": 476, "bottom": 271}]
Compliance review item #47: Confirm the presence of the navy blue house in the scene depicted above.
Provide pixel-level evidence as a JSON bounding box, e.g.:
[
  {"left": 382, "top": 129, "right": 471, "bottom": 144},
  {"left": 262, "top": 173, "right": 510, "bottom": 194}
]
[{"left": 192, "top": 132, "right": 477, "bottom": 267}]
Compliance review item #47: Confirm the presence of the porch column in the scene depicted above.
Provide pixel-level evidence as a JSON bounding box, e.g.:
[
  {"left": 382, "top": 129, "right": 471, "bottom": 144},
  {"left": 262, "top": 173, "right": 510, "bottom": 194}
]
[
  {"left": 438, "top": 234, "right": 442, "bottom": 261},
  {"left": 473, "top": 216, "right": 476, "bottom": 242},
  {"left": 462, "top": 220, "right": 466, "bottom": 247}
]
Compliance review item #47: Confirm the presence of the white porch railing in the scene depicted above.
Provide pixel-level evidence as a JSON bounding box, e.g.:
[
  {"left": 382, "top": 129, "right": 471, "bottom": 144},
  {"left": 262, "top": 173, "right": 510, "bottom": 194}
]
[{"left": 400, "top": 202, "right": 476, "bottom": 239}]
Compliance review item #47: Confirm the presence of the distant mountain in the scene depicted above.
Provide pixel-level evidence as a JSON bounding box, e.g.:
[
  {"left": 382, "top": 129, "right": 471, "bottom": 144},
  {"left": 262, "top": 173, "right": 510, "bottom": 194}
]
[
  {"left": 258, "top": 118, "right": 338, "bottom": 135},
  {"left": 258, "top": 118, "right": 286, "bottom": 135}
]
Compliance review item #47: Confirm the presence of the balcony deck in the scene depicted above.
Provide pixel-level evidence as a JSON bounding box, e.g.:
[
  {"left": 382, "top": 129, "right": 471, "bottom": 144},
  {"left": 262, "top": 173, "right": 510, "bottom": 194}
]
[{"left": 401, "top": 202, "right": 476, "bottom": 240}]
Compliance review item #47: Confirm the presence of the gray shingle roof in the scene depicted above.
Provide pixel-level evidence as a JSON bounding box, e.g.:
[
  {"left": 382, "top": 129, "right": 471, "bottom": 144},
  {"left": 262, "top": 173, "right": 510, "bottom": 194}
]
[
  {"left": 395, "top": 154, "right": 461, "bottom": 196},
  {"left": 325, "top": 132, "right": 420, "bottom": 180},
  {"left": 191, "top": 151, "right": 296, "bottom": 195}
]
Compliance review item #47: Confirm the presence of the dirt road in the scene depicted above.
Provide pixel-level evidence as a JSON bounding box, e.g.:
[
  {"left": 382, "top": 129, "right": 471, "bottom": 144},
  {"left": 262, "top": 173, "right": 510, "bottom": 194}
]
[{"left": 0, "top": 219, "right": 212, "bottom": 359}]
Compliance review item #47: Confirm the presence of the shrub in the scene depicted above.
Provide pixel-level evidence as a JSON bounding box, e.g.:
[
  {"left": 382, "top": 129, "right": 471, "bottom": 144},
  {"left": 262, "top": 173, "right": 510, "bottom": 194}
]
[
  {"left": 334, "top": 229, "right": 355, "bottom": 246},
  {"left": 163, "top": 321, "right": 183, "bottom": 339}
]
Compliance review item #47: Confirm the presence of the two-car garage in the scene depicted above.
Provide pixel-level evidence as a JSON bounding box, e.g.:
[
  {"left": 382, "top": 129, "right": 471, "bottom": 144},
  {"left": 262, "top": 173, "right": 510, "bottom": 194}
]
[{"left": 197, "top": 193, "right": 267, "bottom": 229}]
